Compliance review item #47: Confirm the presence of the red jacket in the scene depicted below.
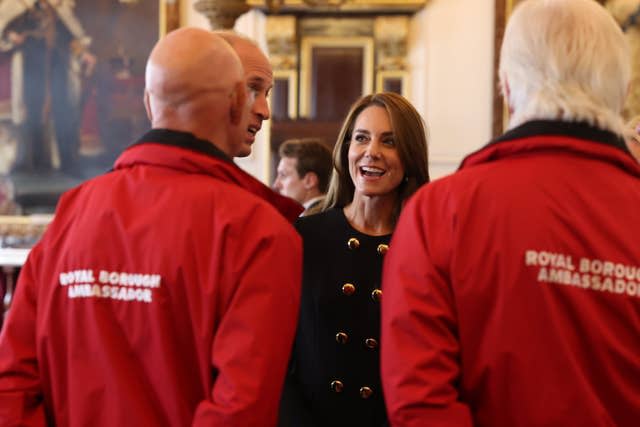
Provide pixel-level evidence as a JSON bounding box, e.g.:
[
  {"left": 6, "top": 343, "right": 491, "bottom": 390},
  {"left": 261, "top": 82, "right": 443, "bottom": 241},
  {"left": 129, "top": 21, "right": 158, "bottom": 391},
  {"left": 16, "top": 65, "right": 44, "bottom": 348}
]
[
  {"left": 0, "top": 129, "right": 303, "bottom": 426},
  {"left": 381, "top": 121, "right": 640, "bottom": 427}
]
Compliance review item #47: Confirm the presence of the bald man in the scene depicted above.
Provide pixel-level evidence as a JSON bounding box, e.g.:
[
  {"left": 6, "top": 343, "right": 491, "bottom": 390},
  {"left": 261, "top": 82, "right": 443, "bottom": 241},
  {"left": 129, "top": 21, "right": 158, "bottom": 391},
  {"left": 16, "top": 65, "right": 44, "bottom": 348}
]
[
  {"left": 215, "top": 31, "right": 273, "bottom": 157},
  {"left": 0, "top": 28, "right": 303, "bottom": 426}
]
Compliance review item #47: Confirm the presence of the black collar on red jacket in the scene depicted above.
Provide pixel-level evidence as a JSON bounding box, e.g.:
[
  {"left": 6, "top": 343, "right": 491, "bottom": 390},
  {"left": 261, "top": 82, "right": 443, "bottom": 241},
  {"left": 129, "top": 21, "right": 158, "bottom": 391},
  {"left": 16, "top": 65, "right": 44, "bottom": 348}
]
[
  {"left": 133, "top": 128, "right": 233, "bottom": 163},
  {"left": 492, "top": 120, "right": 630, "bottom": 154},
  {"left": 126, "top": 128, "right": 305, "bottom": 222}
]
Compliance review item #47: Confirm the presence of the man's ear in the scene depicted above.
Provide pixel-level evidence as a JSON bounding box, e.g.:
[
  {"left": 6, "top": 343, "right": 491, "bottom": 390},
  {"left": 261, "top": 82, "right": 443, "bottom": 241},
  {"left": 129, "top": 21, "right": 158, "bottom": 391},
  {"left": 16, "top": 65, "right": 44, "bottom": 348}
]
[
  {"left": 230, "top": 81, "right": 246, "bottom": 126},
  {"left": 502, "top": 76, "right": 514, "bottom": 115},
  {"left": 302, "top": 172, "right": 319, "bottom": 190},
  {"left": 143, "top": 90, "right": 153, "bottom": 122}
]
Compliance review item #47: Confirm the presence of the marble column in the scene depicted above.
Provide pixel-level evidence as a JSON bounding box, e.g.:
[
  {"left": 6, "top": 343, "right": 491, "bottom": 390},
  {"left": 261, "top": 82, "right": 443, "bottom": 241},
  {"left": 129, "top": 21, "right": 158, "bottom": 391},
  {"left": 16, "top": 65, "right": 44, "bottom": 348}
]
[{"left": 194, "top": 0, "right": 251, "bottom": 30}]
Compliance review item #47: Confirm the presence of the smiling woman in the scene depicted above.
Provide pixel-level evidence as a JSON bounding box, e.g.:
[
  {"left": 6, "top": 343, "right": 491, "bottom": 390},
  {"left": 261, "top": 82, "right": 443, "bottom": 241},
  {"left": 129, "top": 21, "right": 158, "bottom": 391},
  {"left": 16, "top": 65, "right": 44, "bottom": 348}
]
[
  {"left": 324, "top": 92, "right": 430, "bottom": 225},
  {"left": 347, "top": 105, "right": 405, "bottom": 204},
  {"left": 279, "top": 92, "right": 429, "bottom": 427}
]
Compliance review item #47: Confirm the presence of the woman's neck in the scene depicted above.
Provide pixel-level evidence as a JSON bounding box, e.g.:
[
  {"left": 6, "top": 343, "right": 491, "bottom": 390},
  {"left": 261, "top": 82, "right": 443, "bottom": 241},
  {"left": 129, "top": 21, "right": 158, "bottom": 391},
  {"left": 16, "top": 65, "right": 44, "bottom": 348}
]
[{"left": 343, "top": 194, "right": 397, "bottom": 236}]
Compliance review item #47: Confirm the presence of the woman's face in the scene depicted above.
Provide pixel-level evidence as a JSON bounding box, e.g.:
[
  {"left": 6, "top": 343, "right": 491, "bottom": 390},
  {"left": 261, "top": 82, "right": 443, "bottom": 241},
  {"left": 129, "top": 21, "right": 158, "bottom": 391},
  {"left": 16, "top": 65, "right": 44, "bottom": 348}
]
[{"left": 347, "top": 105, "right": 405, "bottom": 199}]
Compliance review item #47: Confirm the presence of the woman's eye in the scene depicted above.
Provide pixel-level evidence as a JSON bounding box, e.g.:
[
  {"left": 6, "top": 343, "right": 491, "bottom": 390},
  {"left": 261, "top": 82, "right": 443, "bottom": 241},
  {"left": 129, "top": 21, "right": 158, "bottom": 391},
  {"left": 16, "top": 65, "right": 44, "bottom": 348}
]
[
  {"left": 383, "top": 139, "right": 395, "bottom": 146},
  {"left": 354, "top": 134, "right": 368, "bottom": 142}
]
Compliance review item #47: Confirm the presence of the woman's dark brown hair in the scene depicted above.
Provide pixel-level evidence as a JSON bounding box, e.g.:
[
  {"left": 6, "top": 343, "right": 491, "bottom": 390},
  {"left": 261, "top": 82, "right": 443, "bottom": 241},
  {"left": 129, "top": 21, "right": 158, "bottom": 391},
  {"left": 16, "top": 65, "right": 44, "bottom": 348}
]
[{"left": 322, "top": 92, "right": 430, "bottom": 224}]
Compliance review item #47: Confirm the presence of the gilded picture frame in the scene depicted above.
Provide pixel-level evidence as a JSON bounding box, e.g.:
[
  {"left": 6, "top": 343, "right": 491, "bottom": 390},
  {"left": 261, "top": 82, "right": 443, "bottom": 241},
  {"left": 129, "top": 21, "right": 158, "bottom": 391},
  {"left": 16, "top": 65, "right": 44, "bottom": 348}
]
[{"left": 299, "top": 35, "right": 375, "bottom": 119}]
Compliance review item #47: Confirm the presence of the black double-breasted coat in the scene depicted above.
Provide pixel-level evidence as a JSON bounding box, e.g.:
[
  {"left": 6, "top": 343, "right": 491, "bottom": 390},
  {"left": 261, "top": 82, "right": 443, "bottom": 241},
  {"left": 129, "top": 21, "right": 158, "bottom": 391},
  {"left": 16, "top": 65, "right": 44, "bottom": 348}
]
[{"left": 280, "top": 208, "right": 390, "bottom": 426}]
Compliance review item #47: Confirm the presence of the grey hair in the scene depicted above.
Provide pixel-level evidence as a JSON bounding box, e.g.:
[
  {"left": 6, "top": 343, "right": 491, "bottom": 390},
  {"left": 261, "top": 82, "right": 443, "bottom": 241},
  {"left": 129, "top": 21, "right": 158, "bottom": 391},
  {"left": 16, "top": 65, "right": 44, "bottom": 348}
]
[{"left": 499, "top": 0, "right": 631, "bottom": 135}]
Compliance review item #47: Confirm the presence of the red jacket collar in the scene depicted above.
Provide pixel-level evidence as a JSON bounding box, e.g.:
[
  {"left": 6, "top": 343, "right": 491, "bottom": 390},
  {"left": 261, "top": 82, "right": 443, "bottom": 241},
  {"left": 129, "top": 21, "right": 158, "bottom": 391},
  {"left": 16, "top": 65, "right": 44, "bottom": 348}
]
[
  {"left": 460, "top": 120, "right": 640, "bottom": 177},
  {"left": 114, "top": 130, "right": 303, "bottom": 222}
]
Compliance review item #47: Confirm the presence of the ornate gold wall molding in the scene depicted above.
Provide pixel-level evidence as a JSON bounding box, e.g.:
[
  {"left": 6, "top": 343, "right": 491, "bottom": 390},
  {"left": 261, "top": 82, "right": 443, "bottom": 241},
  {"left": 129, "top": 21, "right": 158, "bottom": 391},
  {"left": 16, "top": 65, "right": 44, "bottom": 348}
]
[
  {"left": 374, "top": 16, "right": 409, "bottom": 71},
  {"left": 266, "top": 15, "right": 297, "bottom": 70},
  {"left": 266, "top": 10, "right": 414, "bottom": 120},
  {"left": 300, "top": 17, "right": 373, "bottom": 37},
  {"left": 299, "top": 35, "right": 374, "bottom": 117},
  {"left": 249, "top": 0, "right": 428, "bottom": 14},
  {"left": 606, "top": 0, "right": 640, "bottom": 120}
]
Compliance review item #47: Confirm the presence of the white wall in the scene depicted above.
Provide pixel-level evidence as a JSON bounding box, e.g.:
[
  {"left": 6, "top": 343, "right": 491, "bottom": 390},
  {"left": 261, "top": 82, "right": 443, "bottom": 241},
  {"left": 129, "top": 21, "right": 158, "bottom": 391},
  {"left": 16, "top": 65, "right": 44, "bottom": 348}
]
[
  {"left": 182, "top": 0, "right": 497, "bottom": 183},
  {"left": 409, "top": 0, "right": 495, "bottom": 179},
  {"left": 181, "top": 0, "right": 209, "bottom": 29}
]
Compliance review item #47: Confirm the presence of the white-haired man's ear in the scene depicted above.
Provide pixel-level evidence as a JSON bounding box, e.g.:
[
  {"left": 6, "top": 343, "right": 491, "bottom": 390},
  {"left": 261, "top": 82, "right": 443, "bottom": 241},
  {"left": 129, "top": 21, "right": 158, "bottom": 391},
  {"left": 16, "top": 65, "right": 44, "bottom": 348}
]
[{"left": 502, "top": 76, "right": 514, "bottom": 116}]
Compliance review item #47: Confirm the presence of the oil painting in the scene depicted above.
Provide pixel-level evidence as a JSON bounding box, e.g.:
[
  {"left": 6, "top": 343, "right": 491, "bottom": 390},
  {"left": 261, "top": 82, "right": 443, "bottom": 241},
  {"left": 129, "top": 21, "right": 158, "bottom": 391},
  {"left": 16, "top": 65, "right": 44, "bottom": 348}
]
[{"left": 0, "top": 0, "right": 178, "bottom": 212}]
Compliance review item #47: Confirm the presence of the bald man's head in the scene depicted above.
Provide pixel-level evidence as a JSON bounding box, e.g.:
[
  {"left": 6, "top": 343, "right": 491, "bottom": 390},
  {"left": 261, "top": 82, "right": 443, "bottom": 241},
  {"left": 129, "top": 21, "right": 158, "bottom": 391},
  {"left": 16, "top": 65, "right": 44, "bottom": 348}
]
[
  {"left": 144, "top": 28, "right": 250, "bottom": 157},
  {"left": 214, "top": 31, "right": 273, "bottom": 157}
]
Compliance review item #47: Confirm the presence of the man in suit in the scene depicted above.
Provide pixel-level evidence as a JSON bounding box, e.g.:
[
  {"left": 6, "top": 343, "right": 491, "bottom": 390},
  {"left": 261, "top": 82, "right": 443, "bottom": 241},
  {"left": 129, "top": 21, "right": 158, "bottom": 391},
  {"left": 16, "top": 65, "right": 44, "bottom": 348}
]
[{"left": 274, "top": 138, "right": 333, "bottom": 216}]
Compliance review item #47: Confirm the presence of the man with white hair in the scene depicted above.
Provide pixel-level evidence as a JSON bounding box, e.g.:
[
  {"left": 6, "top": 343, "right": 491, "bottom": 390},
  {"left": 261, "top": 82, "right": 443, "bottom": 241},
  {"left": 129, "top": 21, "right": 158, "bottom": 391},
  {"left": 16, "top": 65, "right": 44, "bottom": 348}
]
[
  {"left": 273, "top": 138, "right": 333, "bottom": 216},
  {"left": 381, "top": 1, "right": 640, "bottom": 426},
  {"left": 0, "top": 28, "right": 302, "bottom": 426}
]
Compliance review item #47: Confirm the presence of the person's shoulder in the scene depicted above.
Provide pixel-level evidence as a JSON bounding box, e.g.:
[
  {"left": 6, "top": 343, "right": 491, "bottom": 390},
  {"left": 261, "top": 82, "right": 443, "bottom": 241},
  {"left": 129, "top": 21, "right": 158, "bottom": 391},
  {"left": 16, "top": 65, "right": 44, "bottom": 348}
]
[
  {"left": 399, "top": 172, "right": 471, "bottom": 219},
  {"left": 210, "top": 180, "right": 296, "bottom": 228},
  {"left": 73, "top": 170, "right": 293, "bottom": 231},
  {"left": 54, "top": 175, "right": 100, "bottom": 210},
  {"left": 413, "top": 166, "right": 479, "bottom": 199},
  {"left": 295, "top": 208, "right": 342, "bottom": 236}
]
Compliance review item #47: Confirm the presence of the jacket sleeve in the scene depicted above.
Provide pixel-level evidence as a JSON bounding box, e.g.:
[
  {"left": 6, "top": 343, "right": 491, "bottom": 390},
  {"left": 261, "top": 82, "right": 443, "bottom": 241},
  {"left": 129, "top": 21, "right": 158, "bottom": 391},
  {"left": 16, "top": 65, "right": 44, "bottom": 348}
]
[
  {"left": 0, "top": 249, "right": 47, "bottom": 426},
  {"left": 278, "top": 356, "right": 316, "bottom": 427},
  {"left": 381, "top": 190, "right": 473, "bottom": 427},
  {"left": 192, "top": 210, "right": 302, "bottom": 427}
]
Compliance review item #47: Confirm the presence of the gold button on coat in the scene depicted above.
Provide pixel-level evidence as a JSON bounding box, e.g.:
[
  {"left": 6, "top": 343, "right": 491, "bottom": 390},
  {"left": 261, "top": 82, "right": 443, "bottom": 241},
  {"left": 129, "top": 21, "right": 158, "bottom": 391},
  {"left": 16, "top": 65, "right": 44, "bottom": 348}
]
[
  {"left": 342, "top": 283, "right": 356, "bottom": 296},
  {"left": 365, "top": 338, "right": 378, "bottom": 349},
  {"left": 347, "top": 237, "right": 360, "bottom": 250},
  {"left": 360, "top": 386, "right": 373, "bottom": 399},
  {"left": 371, "top": 288, "right": 382, "bottom": 302},
  {"left": 331, "top": 380, "right": 344, "bottom": 393},
  {"left": 335, "top": 332, "right": 349, "bottom": 344},
  {"left": 377, "top": 244, "right": 389, "bottom": 255}
]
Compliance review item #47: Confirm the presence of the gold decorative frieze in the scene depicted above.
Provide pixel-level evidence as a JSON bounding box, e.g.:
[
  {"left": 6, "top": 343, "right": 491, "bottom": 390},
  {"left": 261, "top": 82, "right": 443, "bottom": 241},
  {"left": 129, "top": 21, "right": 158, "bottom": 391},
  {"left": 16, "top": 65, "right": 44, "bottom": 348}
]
[
  {"left": 266, "top": 15, "right": 298, "bottom": 70},
  {"left": 249, "top": 0, "right": 428, "bottom": 14},
  {"left": 374, "top": 16, "right": 408, "bottom": 71},
  {"left": 300, "top": 17, "right": 373, "bottom": 37},
  {"left": 606, "top": 0, "right": 640, "bottom": 119}
]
